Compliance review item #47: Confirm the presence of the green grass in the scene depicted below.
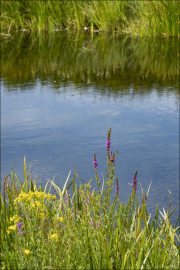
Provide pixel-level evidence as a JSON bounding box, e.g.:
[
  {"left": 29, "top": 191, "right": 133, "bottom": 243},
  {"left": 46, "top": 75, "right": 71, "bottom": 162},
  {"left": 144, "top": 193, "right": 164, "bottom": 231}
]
[
  {"left": 1, "top": 128, "right": 179, "bottom": 269},
  {"left": 1, "top": 0, "right": 179, "bottom": 36}
]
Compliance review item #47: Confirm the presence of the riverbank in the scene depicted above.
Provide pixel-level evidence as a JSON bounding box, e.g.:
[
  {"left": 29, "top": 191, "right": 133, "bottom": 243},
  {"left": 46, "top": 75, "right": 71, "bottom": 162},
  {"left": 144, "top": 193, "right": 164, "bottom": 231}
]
[
  {"left": 1, "top": 1, "right": 179, "bottom": 36},
  {"left": 1, "top": 129, "right": 179, "bottom": 269}
]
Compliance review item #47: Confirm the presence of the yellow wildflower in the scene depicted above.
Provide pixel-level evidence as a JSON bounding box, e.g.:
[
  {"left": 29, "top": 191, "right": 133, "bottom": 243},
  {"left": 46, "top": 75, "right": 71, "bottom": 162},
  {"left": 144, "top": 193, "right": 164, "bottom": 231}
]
[
  {"left": 50, "top": 233, "right": 59, "bottom": 240},
  {"left": 8, "top": 225, "right": 17, "bottom": 231},
  {"left": 10, "top": 215, "right": 20, "bottom": 222},
  {"left": 36, "top": 201, "right": 41, "bottom": 207},
  {"left": 24, "top": 250, "right": 31, "bottom": 255},
  {"left": 39, "top": 213, "right": 45, "bottom": 218},
  {"left": 56, "top": 217, "right": 63, "bottom": 222},
  {"left": 14, "top": 216, "right": 21, "bottom": 223},
  {"left": 30, "top": 202, "right": 36, "bottom": 208}
]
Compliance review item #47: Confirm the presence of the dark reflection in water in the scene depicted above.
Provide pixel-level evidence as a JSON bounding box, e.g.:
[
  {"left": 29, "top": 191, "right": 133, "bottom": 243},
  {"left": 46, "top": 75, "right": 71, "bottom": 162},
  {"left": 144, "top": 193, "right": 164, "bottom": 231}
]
[
  {"left": 1, "top": 31, "right": 179, "bottom": 93},
  {"left": 1, "top": 32, "right": 179, "bottom": 227}
]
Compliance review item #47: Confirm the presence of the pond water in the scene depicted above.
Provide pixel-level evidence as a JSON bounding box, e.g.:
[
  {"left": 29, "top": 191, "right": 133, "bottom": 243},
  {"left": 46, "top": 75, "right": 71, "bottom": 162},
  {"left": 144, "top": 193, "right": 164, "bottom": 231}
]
[{"left": 1, "top": 31, "right": 179, "bottom": 226}]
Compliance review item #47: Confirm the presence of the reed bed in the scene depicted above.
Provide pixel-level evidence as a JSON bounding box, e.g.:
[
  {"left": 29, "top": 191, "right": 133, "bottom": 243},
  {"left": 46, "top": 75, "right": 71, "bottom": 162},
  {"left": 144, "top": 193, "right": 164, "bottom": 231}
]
[
  {"left": 1, "top": 0, "right": 179, "bottom": 36},
  {"left": 1, "top": 128, "right": 179, "bottom": 269}
]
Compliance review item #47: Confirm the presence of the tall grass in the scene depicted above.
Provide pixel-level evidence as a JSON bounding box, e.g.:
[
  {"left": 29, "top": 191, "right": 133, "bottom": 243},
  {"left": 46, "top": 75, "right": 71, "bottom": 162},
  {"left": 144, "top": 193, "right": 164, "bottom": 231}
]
[
  {"left": 128, "top": 0, "right": 180, "bottom": 36},
  {"left": 1, "top": 0, "right": 179, "bottom": 36},
  {"left": 1, "top": 129, "right": 179, "bottom": 269}
]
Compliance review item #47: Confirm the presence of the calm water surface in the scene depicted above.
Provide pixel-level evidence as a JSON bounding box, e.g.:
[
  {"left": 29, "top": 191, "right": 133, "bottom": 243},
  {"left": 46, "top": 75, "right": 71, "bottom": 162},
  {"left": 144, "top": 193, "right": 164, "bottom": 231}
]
[{"left": 1, "top": 32, "right": 179, "bottom": 226}]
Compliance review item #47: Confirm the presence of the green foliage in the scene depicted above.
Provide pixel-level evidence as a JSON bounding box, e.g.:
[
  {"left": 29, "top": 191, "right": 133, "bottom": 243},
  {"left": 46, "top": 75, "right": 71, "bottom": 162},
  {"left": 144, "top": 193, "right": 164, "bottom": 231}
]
[
  {"left": 1, "top": 0, "right": 179, "bottom": 36},
  {"left": 0, "top": 129, "right": 179, "bottom": 269},
  {"left": 128, "top": 0, "right": 180, "bottom": 37}
]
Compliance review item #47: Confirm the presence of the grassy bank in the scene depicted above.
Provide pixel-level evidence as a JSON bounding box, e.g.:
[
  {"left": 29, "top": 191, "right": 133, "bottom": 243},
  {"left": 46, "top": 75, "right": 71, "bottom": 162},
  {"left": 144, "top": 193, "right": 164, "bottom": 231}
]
[
  {"left": 1, "top": 128, "right": 179, "bottom": 269},
  {"left": 1, "top": 0, "right": 179, "bottom": 36}
]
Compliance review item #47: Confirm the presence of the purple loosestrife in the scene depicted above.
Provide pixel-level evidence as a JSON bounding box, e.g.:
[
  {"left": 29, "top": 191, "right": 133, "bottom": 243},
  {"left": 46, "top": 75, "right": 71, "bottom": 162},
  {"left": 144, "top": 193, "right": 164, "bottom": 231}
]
[
  {"left": 132, "top": 170, "right": 138, "bottom": 193},
  {"left": 17, "top": 221, "right": 23, "bottom": 235},
  {"left": 4, "top": 181, "right": 8, "bottom": 192},
  {"left": 115, "top": 177, "right": 119, "bottom": 194},
  {"left": 17, "top": 221, "right": 22, "bottom": 228},
  {"left": 93, "top": 153, "right": 100, "bottom": 189},
  {"left": 106, "top": 128, "right": 112, "bottom": 158},
  {"left": 115, "top": 186, "right": 119, "bottom": 194},
  {"left": 92, "top": 153, "right": 98, "bottom": 168},
  {"left": 97, "top": 222, "right": 101, "bottom": 229},
  {"left": 110, "top": 153, "right": 116, "bottom": 163}
]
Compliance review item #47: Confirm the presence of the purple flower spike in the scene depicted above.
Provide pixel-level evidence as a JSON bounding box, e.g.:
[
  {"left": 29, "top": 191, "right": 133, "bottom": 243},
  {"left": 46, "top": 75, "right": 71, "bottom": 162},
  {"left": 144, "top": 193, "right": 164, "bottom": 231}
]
[
  {"left": 132, "top": 171, "right": 138, "bottom": 193},
  {"left": 106, "top": 140, "right": 111, "bottom": 149},
  {"left": 17, "top": 221, "right": 22, "bottom": 228},
  {"left": 115, "top": 178, "right": 119, "bottom": 194},
  {"left": 115, "top": 186, "right": 119, "bottom": 194},
  {"left": 110, "top": 157, "right": 115, "bottom": 163},
  {"left": 97, "top": 222, "right": 101, "bottom": 229},
  {"left": 106, "top": 128, "right": 112, "bottom": 157},
  {"left": 93, "top": 160, "right": 98, "bottom": 167},
  {"left": 93, "top": 154, "right": 98, "bottom": 168},
  {"left": 18, "top": 230, "right": 23, "bottom": 235},
  {"left": 4, "top": 182, "right": 8, "bottom": 192}
]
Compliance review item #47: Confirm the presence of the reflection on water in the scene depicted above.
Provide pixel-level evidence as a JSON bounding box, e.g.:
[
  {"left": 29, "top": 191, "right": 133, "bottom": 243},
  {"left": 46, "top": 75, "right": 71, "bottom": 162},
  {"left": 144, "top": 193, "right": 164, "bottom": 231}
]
[
  {"left": 1, "top": 32, "right": 179, "bottom": 226},
  {"left": 1, "top": 31, "right": 179, "bottom": 94}
]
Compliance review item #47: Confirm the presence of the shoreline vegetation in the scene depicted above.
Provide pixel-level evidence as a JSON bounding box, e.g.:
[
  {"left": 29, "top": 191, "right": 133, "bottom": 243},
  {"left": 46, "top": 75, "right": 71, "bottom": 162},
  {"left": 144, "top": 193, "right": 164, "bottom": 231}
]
[
  {"left": 1, "top": 128, "right": 179, "bottom": 269},
  {"left": 1, "top": 0, "right": 179, "bottom": 36}
]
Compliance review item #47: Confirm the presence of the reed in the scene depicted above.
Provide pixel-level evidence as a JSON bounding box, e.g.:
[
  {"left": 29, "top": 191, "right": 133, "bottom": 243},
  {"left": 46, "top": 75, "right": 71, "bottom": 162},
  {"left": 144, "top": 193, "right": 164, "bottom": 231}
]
[
  {"left": 128, "top": 0, "right": 180, "bottom": 36},
  {"left": 1, "top": 0, "right": 179, "bottom": 36},
  {"left": 1, "top": 129, "right": 179, "bottom": 269}
]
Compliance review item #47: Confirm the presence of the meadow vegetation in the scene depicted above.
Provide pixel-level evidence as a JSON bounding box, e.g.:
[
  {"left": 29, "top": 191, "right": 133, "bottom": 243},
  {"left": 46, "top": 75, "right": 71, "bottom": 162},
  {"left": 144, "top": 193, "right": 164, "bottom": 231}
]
[
  {"left": 0, "top": 128, "right": 179, "bottom": 269},
  {"left": 1, "top": 0, "right": 179, "bottom": 36}
]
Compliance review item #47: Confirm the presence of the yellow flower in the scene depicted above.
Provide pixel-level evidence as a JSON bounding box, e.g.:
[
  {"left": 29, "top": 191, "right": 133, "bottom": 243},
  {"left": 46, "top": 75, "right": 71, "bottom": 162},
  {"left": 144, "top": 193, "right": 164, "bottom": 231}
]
[
  {"left": 14, "top": 217, "right": 21, "bottom": 223},
  {"left": 50, "top": 233, "right": 59, "bottom": 240},
  {"left": 10, "top": 215, "right": 20, "bottom": 223},
  {"left": 56, "top": 217, "right": 63, "bottom": 222},
  {"left": 30, "top": 202, "right": 36, "bottom": 208},
  {"left": 8, "top": 225, "right": 17, "bottom": 231},
  {"left": 39, "top": 213, "right": 45, "bottom": 218},
  {"left": 7, "top": 230, "right": 10, "bottom": 234},
  {"left": 36, "top": 201, "right": 41, "bottom": 207},
  {"left": 24, "top": 250, "right": 31, "bottom": 255}
]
